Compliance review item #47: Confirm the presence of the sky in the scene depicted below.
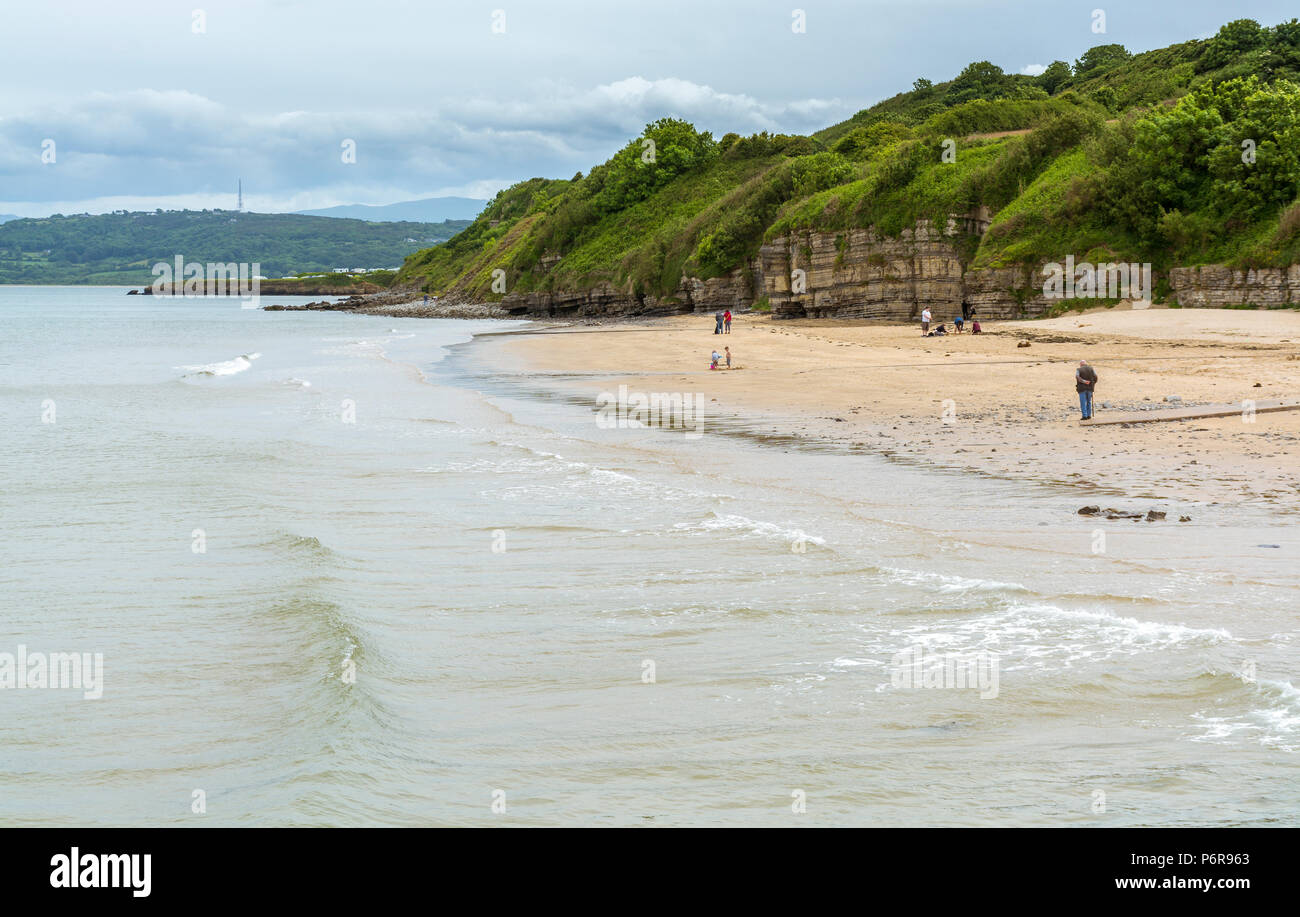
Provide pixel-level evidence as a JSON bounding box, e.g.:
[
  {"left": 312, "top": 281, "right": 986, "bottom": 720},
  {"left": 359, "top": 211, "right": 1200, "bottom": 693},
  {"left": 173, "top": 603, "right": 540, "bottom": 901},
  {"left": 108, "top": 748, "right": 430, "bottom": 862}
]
[{"left": 1, "top": 0, "right": 1297, "bottom": 217}]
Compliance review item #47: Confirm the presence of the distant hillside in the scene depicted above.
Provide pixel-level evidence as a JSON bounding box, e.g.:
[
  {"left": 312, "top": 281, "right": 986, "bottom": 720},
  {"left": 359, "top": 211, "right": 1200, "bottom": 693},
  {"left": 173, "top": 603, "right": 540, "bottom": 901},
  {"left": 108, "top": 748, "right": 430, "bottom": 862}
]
[
  {"left": 398, "top": 17, "right": 1300, "bottom": 316},
  {"left": 296, "top": 196, "right": 488, "bottom": 223},
  {"left": 0, "top": 214, "right": 19, "bottom": 224},
  {"left": 0, "top": 210, "right": 471, "bottom": 284}
]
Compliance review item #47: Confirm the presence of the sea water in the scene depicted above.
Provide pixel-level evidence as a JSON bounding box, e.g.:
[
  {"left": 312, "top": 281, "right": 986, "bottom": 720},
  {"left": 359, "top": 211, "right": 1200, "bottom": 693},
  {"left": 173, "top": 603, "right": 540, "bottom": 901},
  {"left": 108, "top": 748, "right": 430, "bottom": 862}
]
[{"left": 1, "top": 286, "right": 1296, "bottom": 826}]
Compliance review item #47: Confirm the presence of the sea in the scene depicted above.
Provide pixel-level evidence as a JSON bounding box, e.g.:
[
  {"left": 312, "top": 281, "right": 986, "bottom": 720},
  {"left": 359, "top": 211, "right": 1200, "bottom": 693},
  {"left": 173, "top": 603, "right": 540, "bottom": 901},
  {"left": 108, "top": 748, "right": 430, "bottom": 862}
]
[{"left": 1, "top": 285, "right": 1296, "bottom": 826}]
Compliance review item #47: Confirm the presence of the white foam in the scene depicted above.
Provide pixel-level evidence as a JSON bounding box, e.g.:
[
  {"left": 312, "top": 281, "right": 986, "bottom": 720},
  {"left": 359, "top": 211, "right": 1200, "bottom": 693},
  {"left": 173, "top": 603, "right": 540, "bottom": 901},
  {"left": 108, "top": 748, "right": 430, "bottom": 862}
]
[
  {"left": 881, "top": 565, "right": 1031, "bottom": 596},
  {"left": 1191, "top": 677, "right": 1300, "bottom": 751},
  {"left": 673, "top": 513, "right": 826, "bottom": 546},
  {"left": 180, "top": 352, "right": 261, "bottom": 376}
]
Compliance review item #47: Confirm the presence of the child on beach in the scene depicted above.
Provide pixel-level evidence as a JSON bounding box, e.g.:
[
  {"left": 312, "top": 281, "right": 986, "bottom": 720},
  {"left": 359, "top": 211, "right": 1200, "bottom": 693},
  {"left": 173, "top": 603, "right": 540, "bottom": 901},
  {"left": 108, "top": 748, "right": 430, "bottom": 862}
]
[
  {"left": 954, "top": 315, "right": 964, "bottom": 333},
  {"left": 725, "top": 346, "right": 731, "bottom": 368},
  {"left": 711, "top": 350, "right": 722, "bottom": 370}
]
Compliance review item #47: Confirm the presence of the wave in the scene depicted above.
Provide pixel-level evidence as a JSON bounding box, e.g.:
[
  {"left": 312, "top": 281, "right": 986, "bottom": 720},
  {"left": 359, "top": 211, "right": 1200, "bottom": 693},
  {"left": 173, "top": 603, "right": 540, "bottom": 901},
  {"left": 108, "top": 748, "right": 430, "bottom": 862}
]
[
  {"left": 880, "top": 565, "right": 1031, "bottom": 596},
  {"left": 179, "top": 352, "right": 261, "bottom": 377},
  {"left": 1190, "top": 672, "right": 1300, "bottom": 751},
  {"left": 672, "top": 512, "right": 826, "bottom": 547}
]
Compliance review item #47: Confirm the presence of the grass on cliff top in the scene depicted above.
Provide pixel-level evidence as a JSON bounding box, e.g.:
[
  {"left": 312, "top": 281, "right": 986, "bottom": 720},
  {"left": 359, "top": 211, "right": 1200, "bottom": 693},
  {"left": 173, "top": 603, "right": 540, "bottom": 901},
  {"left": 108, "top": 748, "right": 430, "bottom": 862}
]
[{"left": 514, "top": 153, "right": 786, "bottom": 296}]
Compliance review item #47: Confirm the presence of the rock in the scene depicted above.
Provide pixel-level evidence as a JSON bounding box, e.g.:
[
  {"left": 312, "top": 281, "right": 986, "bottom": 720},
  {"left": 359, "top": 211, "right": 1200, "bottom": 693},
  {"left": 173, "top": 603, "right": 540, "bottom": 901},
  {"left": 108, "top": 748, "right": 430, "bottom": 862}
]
[
  {"left": 1170, "top": 264, "right": 1300, "bottom": 310},
  {"left": 1164, "top": 395, "right": 1182, "bottom": 403},
  {"left": 1254, "top": 382, "right": 1263, "bottom": 387},
  {"left": 1077, "top": 505, "right": 1101, "bottom": 515},
  {"left": 1179, "top": 515, "right": 1191, "bottom": 522},
  {"left": 1101, "top": 401, "right": 1113, "bottom": 409},
  {"left": 1017, "top": 340, "right": 1031, "bottom": 348},
  {"left": 1145, "top": 510, "right": 1166, "bottom": 522},
  {"left": 126, "top": 289, "right": 139, "bottom": 295}
]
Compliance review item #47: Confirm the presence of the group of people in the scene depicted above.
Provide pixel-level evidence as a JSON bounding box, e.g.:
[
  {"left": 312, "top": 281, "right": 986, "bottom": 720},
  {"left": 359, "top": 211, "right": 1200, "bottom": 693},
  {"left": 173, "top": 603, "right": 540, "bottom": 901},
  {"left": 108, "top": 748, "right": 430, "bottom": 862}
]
[
  {"left": 699, "top": 304, "right": 1099, "bottom": 421},
  {"left": 921, "top": 301, "right": 981, "bottom": 336}
]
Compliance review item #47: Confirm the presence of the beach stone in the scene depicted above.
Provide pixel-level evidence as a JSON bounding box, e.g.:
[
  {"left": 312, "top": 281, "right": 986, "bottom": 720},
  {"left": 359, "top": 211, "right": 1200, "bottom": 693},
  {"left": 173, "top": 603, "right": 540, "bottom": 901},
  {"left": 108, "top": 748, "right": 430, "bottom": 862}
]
[
  {"left": 1164, "top": 395, "right": 1182, "bottom": 403},
  {"left": 1179, "top": 515, "right": 1192, "bottom": 522},
  {"left": 1145, "top": 510, "right": 1166, "bottom": 522},
  {"left": 1077, "top": 505, "right": 1101, "bottom": 515}
]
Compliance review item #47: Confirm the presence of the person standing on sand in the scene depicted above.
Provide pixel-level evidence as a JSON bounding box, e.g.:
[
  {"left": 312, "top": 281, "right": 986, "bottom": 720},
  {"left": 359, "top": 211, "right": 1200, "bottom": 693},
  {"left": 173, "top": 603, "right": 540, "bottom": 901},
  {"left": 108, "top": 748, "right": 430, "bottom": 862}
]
[
  {"left": 1076, "top": 360, "right": 1098, "bottom": 421},
  {"left": 921, "top": 307, "right": 931, "bottom": 334},
  {"left": 724, "top": 309, "right": 732, "bottom": 333},
  {"left": 725, "top": 346, "right": 732, "bottom": 368},
  {"left": 714, "top": 311, "right": 723, "bottom": 334}
]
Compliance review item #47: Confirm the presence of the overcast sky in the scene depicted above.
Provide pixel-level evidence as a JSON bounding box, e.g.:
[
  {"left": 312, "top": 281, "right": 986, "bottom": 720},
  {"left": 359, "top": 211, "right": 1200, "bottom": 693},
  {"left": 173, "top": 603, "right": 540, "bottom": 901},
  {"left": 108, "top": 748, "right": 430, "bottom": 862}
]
[{"left": 1, "top": 0, "right": 1296, "bottom": 217}]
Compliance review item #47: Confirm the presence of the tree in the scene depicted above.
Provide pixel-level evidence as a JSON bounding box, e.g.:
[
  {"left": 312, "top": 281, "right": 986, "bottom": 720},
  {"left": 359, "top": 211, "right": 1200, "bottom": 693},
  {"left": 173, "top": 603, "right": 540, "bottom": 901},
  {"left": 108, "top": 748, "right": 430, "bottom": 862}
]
[
  {"left": 1037, "top": 61, "right": 1072, "bottom": 95},
  {"left": 948, "top": 61, "right": 1009, "bottom": 103},
  {"left": 1073, "top": 44, "right": 1131, "bottom": 80},
  {"left": 1199, "top": 19, "right": 1265, "bottom": 71},
  {"left": 913, "top": 78, "right": 932, "bottom": 92}
]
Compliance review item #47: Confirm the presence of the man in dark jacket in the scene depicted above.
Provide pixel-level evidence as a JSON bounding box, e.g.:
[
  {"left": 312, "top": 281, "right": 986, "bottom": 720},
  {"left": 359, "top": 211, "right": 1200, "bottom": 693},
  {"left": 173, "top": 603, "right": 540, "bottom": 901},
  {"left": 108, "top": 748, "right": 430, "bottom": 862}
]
[{"left": 1076, "top": 360, "right": 1098, "bottom": 420}]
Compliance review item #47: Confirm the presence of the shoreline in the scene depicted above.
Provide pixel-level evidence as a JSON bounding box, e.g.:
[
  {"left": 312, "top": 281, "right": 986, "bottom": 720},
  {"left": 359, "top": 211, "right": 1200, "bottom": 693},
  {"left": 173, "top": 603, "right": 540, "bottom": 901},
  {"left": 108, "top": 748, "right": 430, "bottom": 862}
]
[{"left": 466, "top": 306, "right": 1300, "bottom": 511}]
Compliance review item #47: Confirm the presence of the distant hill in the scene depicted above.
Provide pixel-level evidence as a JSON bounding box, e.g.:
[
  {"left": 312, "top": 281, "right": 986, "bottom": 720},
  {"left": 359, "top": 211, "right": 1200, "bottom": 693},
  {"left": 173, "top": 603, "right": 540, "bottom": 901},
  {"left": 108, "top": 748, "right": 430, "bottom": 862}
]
[
  {"left": 296, "top": 196, "right": 488, "bottom": 223},
  {"left": 0, "top": 209, "right": 472, "bottom": 284},
  {"left": 0, "top": 214, "right": 20, "bottom": 224}
]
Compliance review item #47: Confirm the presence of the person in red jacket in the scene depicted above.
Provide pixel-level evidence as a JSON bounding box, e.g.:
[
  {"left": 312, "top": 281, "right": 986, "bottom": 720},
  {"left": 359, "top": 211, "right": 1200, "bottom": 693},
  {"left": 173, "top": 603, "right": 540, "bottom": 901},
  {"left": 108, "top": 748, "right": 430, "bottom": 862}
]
[{"left": 723, "top": 310, "right": 732, "bottom": 333}]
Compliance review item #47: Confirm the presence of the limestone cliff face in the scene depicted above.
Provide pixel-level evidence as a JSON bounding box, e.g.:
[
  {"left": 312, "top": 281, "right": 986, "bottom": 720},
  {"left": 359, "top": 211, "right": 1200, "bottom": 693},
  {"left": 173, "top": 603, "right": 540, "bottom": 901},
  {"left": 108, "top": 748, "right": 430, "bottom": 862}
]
[
  {"left": 466, "top": 220, "right": 1300, "bottom": 320},
  {"left": 486, "top": 218, "right": 1047, "bottom": 321},
  {"left": 1170, "top": 265, "right": 1300, "bottom": 307},
  {"left": 755, "top": 220, "right": 1052, "bottom": 321}
]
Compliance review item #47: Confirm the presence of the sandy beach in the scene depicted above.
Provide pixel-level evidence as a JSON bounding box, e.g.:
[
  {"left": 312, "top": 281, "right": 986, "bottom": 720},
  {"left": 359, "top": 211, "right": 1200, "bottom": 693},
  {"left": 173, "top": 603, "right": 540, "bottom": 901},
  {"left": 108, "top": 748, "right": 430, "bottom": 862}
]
[{"left": 484, "top": 305, "right": 1300, "bottom": 510}]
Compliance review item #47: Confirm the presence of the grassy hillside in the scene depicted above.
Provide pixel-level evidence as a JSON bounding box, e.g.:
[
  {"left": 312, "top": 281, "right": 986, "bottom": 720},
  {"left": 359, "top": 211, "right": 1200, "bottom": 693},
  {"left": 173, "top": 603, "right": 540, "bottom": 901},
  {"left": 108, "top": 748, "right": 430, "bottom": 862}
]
[
  {"left": 0, "top": 210, "right": 471, "bottom": 284},
  {"left": 399, "top": 18, "right": 1300, "bottom": 303}
]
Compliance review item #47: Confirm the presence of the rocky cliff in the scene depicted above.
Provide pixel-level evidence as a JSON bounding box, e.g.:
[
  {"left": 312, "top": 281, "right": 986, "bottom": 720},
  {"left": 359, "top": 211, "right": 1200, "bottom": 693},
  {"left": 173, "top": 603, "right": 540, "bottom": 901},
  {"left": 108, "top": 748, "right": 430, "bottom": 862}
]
[
  {"left": 480, "top": 216, "right": 1054, "bottom": 321},
  {"left": 446, "top": 220, "right": 1300, "bottom": 320},
  {"left": 1169, "top": 265, "right": 1300, "bottom": 308}
]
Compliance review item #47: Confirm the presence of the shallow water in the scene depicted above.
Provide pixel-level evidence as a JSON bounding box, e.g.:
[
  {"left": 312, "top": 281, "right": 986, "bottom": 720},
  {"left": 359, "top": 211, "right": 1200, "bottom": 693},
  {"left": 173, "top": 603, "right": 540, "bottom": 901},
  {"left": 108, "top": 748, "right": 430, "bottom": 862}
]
[{"left": 1, "top": 287, "right": 1296, "bottom": 826}]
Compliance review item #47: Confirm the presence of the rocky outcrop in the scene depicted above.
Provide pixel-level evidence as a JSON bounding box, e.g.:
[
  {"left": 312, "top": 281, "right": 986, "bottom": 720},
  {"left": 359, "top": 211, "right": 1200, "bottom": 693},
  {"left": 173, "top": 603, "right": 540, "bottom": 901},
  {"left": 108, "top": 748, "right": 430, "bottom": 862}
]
[
  {"left": 1169, "top": 265, "right": 1300, "bottom": 308},
  {"left": 436, "top": 215, "right": 1054, "bottom": 321},
  {"left": 757, "top": 220, "right": 1050, "bottom": 321},
  {"left": 425, "top": 219, "right": 1300, "bottom": 321}
]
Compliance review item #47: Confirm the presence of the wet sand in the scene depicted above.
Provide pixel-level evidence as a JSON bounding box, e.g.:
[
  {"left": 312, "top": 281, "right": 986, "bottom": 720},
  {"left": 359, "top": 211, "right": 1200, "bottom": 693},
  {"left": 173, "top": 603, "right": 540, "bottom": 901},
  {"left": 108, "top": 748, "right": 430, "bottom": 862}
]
[{"left": 483, "top": 305, "right": 1300, "bottom": 509}]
